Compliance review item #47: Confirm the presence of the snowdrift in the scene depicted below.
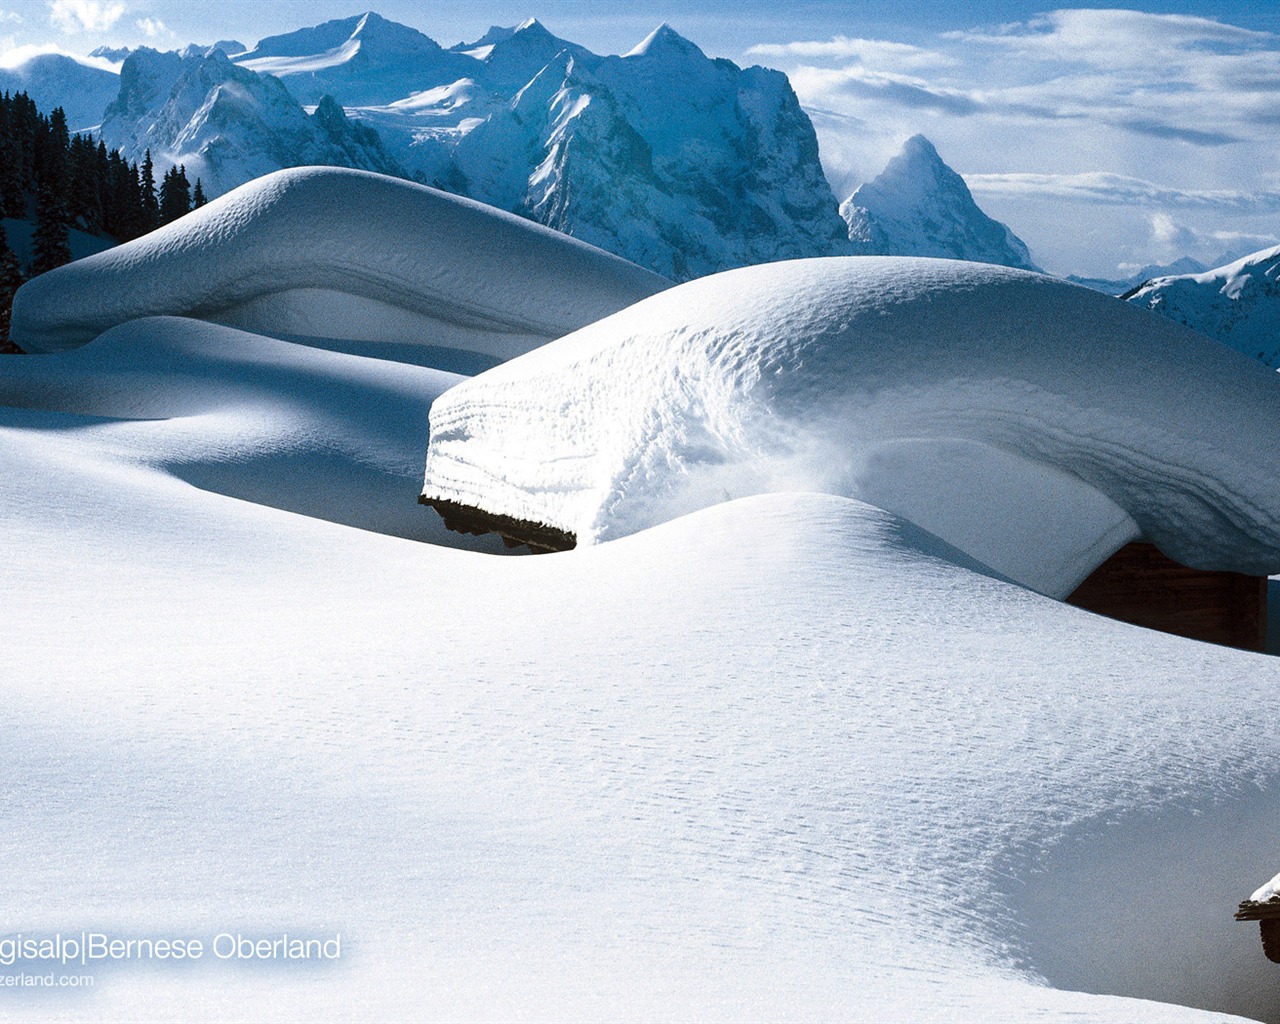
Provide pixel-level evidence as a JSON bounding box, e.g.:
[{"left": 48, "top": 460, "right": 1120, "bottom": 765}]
[
  {"left": 10, "top": 166, "right": 669, "bottom": 359},
  {"left": 1126, "top": 243, "right": 1280, "bottom": 368},
  {"left": 0, "top": 315, "right": 508, "bottom": 548},
  {"left": 422, "top": 256, "right": 1280, "bottom": 596},
  {"left": 8, "top": 170, "right": 1280, "bottom": 1021}
]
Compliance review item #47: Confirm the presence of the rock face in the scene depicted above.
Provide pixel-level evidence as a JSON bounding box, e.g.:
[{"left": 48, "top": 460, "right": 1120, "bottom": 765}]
[
  {"left": 840, "top": 135, "right": 1038, "bottom": 271},
  {"left": 1125, "top": 244, "right": 1280, "bottom": 367},
  {"left": 99, "top": 48, "right": 403, "bottom": 197}
]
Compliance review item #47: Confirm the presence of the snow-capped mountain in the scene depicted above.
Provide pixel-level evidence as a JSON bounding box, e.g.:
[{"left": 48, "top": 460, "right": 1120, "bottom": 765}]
[
  {"left": 0, "top": 51, "right": 119, "bottom": 131},
  {"left": 840, "top": 135, "right": 1038, "bottom": 271},
  {"left": 86, "top": 14, "right": 848, "bottom": 280},
  {"left": 99, "top": 47, "right": 402, "bottom": 197},
  {"left": 447, "top": 23, "right": 849, "bottom": 280},
  {"left": 91, "top": 41, "right": 246, "bottom": 64},
  {"left": 235, "top": 11, "right": 474, "bottom": 106},
  {"left": 1126, "top": 243, "right": 1280, "bottom": 366}
]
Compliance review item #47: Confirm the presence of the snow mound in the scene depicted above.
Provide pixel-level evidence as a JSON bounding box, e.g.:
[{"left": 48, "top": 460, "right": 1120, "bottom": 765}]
[
  {"left": 422, "top": 256, "right": 1280, "bottom": 596},
  {"left": 1126, "top": 243, "right": 1280, "bottom": 367},
  {"left": 10, "top": 166, "right": 670, "bottom": 358}
]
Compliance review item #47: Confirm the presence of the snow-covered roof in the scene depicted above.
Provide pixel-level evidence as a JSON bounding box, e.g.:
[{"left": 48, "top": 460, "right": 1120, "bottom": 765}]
[
  {"left": 10, "top": 166, "right": 669, "bottom": 359},
  {"left": 422, "top": 256, "right": 1280, "bottom": 596}
]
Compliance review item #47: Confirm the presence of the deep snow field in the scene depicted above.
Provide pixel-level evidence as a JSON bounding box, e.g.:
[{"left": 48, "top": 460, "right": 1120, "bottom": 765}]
[{"left": 5, "top": 169, "right": 1280, "bottom": 1023}]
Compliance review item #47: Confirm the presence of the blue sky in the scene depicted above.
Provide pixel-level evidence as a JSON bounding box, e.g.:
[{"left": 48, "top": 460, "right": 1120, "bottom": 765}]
[{"left": 0, "top": 1, "right": 1277, "bottom": 275}]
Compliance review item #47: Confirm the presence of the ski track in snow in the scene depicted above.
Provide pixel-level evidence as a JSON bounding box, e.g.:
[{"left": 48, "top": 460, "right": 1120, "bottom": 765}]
[{"left": 4, "top": 173, "right": 1280, "bottom": 1022}]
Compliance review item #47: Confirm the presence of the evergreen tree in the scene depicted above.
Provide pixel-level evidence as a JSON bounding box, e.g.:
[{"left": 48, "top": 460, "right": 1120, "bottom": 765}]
[
  {"left": 158, "top": 163, "right": 191, "bottom": 224},
  {"left": 139, "top": 149, "right": 159, "bottom": 233},
  {"left": 31, "top": 182, "right": 71, "bottom": 275},
  {"left": 192, "top": 178, "right": 207, "bottom": 208},
  {"left": 0, "top": 103, "right": 23, "bottom": 218},
  {"left": 0, "top": 220, "right": 24, "bottom": 352}
]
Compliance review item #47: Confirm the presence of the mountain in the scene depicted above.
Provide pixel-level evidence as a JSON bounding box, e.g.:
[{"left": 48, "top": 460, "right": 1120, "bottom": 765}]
[
  {"left": 87, "top": 14, "right": 850, "bottom": 280},
  {"left": 840, "top": 135, "right": 1038, "bottom": 271},
  {"left": 99, "top": 48, "right": 402, "bottom": 197},
  {"left": 1125, "top": 243, "right": 1280, "bottom": 366},
  {"left": 0, "top": 52, "right": 119, "bottom": 131},
  {"left": 88, "top": 46, "right": 133, "bottom": 63},
  {"left": 1068, "top": 256, "right": 1208, "bottom": 296},
  {"left": 92, "top": 41, "right": 246, "bottom": 64},
  {"left": 235, "top": 11, "right": 474, "bottom": 106},
  {"left": 447, "top": 23, "right": 849, "bottom": 280}
]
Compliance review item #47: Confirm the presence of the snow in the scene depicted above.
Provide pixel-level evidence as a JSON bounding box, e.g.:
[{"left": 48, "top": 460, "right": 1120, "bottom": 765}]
[
  {"left": 100, "top": 49, "right": 404, "bottom": 199},
  {"left": 422, "top": 256, "right": 1280, "bottom": 597},
  {"left": 9, "top": 166, "right": 669, "bottom": 358},
  {"left": 7, "top": 171, "right": 1280, "bottom": 1023},
  {"left": 0, "top": 49, "right": 119, "bottom": 131},
  {"left": 842, "top": 135, "right": 1039, "bottom": 271},
  {"left": 1250, "top": 872, "right": 1280, "bottom": 905},
  {"left": 234, "top": 12, "right": 474, "bottom": 108},
  {"left": 1127, "top": 243, "right": 1280, "bottom": 367}
]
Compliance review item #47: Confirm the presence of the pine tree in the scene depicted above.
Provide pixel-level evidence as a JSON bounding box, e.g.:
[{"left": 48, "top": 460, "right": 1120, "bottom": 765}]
[
  {"left": 192, "top": 178, "right": 207, "bottom": 208},
  {"left": 31, "top": 182, "right": 71, "bottom": 275},
  {"left": 139, "top": 149, "right": 159, "bottom": 233},
  {"left": 0, "top": 220, "right": 25, "bottom": 351},
  {"left": 158, "top": 163, "right": 192, "bottom": 225},
  {"left": 0, "top": 102, "right": 23, "bottom": 219}
]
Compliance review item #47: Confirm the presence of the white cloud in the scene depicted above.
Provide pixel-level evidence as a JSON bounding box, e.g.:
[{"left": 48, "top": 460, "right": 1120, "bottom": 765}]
[
  {"left": 0, "top": 9, "right": 23, "bottom": 23},
  {"left": 944, "top": 9, "right": 1275, "bottom": 62},
  {"left": 747, "top": 36, "right": 956, "bottom": 70},
  {"left": 0, "top": 40, "right": 120, "bottom": 70},
  {"left": 48, "top": 0, "right": 125, "bottom": 33},
  {"left": 135, "top": 15, "right": 167, "bottom": 38},
  {"left": 965, "top": 172, "right": 1280, "bottom": 211}
]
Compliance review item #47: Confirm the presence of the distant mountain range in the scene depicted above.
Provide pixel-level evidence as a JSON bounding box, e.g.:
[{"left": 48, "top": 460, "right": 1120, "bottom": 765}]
[
  {"left": 1126, "top": 245, "right": 1280, "bottom": 367},
  {"left": 2, "top": 12, "right": 1041, "bottom": 281}
]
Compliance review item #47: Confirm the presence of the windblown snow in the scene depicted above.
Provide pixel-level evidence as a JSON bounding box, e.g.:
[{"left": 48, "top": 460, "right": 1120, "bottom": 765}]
[
  {"left": 5, "top": 166, "right": 1280, "bottom": 1024},
  {"left": 10, "top": 167, "right": 669, "bottom": 359},
  {"left": 421, "top": 257, "right": 1280, "bottom": 597}
]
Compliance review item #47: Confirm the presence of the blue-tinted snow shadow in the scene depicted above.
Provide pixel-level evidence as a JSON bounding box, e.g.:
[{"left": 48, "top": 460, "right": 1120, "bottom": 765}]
[
  {"left": 999, "top": 784, "right": 1280, "bottom": 1023},
  {"left": 246, "top": 332, "right": 504, "bottom": 376}
]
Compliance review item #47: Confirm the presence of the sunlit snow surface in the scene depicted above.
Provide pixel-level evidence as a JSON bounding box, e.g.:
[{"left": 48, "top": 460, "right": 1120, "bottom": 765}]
[
  {"left": 10, "top": 168, "right": 668, "bottom": 359},
  {"left": 423, "top": 256, "right": 1280, "bottom": 597},
  {"left": 4, "top": 175, "right": 1280, "bottom": 1022}
]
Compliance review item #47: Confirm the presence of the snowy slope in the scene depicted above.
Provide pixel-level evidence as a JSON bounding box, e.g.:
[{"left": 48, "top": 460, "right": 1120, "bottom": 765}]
[
  {"left": 0, "top": 51, "right": 119, "bottom": 131},
  {"left": 1126, "top": 244, "right": 1280, "bottom": 367},
  {"left": 421, "top": 256, "right": 1280, "bottom": 597},
  {"left": 9, "top": 166, "right": 669, "bottom": 358},
  {"left": 841, "top": 135, "right": 1038, "bottom": 270},
  {"left": 98, "top": 48, "right": 403, "bottom": 197},
  {"left": 4, "top": 309, "right": 1280, "bottom": 1020}
]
